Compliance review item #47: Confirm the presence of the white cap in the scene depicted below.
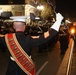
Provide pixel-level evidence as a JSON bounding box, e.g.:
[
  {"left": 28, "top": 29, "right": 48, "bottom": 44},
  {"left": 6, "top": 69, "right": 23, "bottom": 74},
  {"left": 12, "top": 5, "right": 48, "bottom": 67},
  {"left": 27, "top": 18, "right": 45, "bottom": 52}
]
[{"left": 10, "top": 16, "right": 30, "bottom": 22}]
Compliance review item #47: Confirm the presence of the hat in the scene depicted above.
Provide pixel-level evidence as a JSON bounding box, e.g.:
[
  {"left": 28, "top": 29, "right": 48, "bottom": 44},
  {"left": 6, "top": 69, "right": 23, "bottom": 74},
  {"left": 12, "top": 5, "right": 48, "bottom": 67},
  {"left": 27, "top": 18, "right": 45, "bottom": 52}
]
[{"left": 10, "top": 16, "right": 30, "bottom": 22}]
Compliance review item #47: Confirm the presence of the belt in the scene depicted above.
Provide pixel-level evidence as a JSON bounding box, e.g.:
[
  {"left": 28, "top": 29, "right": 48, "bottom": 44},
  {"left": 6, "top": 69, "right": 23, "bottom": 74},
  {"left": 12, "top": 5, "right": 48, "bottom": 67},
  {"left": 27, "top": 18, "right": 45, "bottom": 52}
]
[{"left": 10, "top": 56, "right": 31, "bottom": 61}]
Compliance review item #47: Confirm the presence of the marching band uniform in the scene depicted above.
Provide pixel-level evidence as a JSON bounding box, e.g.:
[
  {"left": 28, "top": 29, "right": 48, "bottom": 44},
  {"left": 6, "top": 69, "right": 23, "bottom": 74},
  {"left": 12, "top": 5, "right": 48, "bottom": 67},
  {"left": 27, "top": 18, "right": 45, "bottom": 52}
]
[{"left": 0, "top": 13, "right": 63, "bottom": 75}]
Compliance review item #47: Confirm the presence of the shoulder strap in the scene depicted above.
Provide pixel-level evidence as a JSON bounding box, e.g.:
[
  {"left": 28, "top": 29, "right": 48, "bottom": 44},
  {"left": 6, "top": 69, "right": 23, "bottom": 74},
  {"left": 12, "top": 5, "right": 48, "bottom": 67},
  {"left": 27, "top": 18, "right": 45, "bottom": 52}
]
[{"left": 5, "top": 33, "right": 36, "bottom": 75}]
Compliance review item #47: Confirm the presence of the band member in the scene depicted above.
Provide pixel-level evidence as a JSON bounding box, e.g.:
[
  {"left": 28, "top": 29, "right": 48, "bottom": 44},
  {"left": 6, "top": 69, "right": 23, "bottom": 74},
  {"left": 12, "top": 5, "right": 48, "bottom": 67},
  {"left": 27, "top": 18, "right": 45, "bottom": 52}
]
[{"left": 0, "top": 13, "right": 63, "bottom": 75}]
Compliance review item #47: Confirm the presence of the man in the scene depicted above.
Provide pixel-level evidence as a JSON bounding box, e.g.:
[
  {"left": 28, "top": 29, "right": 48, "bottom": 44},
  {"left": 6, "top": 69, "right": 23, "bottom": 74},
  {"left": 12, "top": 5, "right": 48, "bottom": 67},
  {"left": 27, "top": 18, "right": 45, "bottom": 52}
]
[
  {"left": 59, "top": 26, "right": 69, "bottom": 54},
  {"left": 0, "top": 13, "right": 63, "bottom": 75}
]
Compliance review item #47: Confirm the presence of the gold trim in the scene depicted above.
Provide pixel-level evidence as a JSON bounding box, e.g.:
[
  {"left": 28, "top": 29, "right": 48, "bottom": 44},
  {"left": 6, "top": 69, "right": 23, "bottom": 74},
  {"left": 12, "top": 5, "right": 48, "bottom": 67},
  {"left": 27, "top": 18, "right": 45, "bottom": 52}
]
[
  {"left": 5, "top": 34, "right": 35, "bottom": 75},
  {"left": 13, "top": 33, "right": 34, "bottom": 64}
]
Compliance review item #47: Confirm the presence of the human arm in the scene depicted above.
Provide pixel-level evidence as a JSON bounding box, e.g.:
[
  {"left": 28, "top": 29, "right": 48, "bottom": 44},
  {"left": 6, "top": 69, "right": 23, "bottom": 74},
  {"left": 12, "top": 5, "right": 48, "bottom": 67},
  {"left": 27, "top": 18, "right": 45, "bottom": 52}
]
[
  {"left": 30, "top": 13, "right": 64, "bottom": 47},
  {"left": 31, "top": 13, "right": 63, "bottom": 38}
]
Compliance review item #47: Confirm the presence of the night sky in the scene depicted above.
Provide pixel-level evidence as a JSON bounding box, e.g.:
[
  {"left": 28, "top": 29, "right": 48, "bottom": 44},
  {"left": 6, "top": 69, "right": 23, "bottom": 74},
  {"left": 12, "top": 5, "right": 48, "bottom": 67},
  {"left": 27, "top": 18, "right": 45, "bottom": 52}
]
[
  {"left": 56, "top": 0, "right": 76, "bottom": 18},
  {"left": 0, "top": 0, "right": 9, "bottom": 4},
  {"left": 0, "top": 0, "right": 25, "bottom": 4}
]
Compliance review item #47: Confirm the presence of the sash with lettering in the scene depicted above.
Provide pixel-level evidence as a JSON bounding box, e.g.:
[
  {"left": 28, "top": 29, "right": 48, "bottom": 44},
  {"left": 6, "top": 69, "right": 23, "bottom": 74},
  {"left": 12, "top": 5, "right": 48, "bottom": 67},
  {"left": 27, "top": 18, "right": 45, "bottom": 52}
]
[{"left": 5, "top": 33, "right": 36, "bottom": 75}]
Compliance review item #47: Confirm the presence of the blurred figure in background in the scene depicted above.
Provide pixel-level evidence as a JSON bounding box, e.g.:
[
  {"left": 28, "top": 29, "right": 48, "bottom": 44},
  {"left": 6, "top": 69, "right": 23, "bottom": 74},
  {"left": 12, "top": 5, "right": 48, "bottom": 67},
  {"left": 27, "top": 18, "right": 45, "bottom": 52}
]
[{"left": 59, "top": 25, "right": 69, "bottom": 54}]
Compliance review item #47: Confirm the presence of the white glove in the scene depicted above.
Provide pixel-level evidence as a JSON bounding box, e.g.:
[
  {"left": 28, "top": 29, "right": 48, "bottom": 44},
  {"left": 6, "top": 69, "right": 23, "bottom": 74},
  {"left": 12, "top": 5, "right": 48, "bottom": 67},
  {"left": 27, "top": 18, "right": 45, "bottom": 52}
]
[
  {"left": 51, "top": 13, "right": 64, "bottom": 31},
  {"left": 56, "top": 13, "right": 64, "bottom": 21}
]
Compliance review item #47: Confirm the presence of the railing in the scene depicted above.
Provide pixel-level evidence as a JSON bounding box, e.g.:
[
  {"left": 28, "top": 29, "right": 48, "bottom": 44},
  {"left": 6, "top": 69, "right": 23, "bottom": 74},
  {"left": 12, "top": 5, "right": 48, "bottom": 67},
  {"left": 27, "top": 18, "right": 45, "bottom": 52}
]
[{"left": 56, "top": 38, "right": 74, "bottom": 75}]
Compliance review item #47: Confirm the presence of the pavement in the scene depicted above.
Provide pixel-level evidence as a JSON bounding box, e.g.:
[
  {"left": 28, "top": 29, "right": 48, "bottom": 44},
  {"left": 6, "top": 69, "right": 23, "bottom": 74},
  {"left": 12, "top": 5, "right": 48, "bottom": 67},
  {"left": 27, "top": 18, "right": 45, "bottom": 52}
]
[{"left": 0, "top": 41, "right": 65, "bottom": 75}]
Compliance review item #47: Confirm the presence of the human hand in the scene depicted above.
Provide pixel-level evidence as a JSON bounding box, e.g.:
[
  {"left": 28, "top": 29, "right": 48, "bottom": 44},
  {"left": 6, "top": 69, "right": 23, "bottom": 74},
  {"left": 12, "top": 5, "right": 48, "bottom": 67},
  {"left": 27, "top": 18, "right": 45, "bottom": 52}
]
[
  {"left": 56, "top": 13, "right": 64, "bottom": 21},
  {"left": 50, "top": 13, "right": 64, "bottom": 31}
]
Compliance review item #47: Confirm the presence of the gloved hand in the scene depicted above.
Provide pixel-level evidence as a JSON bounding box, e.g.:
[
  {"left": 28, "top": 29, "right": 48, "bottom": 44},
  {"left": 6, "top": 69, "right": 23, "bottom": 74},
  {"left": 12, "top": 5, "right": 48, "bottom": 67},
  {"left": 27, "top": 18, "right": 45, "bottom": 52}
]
[
  {"left": 56, "top": 13, "right": 64, "bottom": 21},
  {"left": 51, "top": 13, "right": 64, "bottom": 31}
]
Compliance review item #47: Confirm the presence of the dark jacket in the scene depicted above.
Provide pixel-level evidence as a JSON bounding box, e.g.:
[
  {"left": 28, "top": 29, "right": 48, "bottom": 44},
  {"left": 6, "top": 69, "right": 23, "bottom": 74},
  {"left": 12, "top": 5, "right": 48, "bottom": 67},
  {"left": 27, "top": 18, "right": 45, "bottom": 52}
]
[{"left": 0, "top": 29, "right": 57, "bottom": 75}]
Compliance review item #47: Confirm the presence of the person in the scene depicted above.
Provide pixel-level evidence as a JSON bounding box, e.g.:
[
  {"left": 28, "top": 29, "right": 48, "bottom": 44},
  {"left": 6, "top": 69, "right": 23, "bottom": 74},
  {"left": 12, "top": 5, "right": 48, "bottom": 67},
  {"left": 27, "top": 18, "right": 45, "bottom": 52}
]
[
  {"left": 0, "top": 13, "right": 63, "bottom": 75},
  {"left": 59, "top": 26, "right": 69, "bottom": 54}
]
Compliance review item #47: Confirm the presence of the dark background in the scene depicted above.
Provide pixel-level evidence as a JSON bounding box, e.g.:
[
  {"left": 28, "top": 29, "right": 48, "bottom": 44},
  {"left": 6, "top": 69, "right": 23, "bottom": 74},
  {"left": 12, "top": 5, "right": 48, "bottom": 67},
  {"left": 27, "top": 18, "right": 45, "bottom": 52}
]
[
  {"left": 56, "top": 0, "right": 76, "bottom": 19},
  {"left": 0, "top": 0, "right": 25, "bottom": 4}
]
